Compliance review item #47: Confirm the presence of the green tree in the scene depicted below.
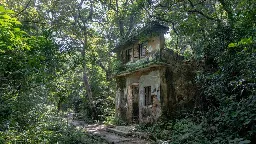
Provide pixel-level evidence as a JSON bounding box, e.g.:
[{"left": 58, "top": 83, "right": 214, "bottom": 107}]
[{"left": 135, "top": 0, "right": 256, "bottom": 143}]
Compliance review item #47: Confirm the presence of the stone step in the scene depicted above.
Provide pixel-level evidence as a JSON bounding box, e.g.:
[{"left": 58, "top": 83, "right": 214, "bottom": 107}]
[
  {"left": 106, "top": 127, "right": 149, "bottom": 140},
  {"left": 106, "top": 127, "right": 132, "bottom": 136},
  {"left": 69, "top": 119, "right": 151, "bottom": 144}
]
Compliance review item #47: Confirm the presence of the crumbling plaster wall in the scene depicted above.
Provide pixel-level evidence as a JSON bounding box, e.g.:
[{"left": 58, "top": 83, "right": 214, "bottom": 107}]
[
  {"left": 160, "top": 61, "right": 198, "bottom": 119},
  {"left": 146, "top": 36, "right": 161, "bottom": 53},
  {"left": 116, "top": 60, "right": 198, "bottom": 123},
  {"left": 116, "top": 62, "right": 198, "bottom": 123},
  {"left": 124, "top": 71, "right": 162, "bottom": 123},
  {"left": 115, "top": 77, "right": 127, "bottom": 121},
  {"left": 116, "top": 43, "right": 199, "bottom": 124},
  {"left": 125, "top": 75, "right": 140, "bottom": 122},
  {"left": 115, "top": 69, "right": 163, "bottom": 123},
  {"left": 131, "top": 35, "right": 161, "bottom": 53},
  {"left": 139, "top": 70, "right": 162, "bottom": 123},
  {"left": 119, "top": 34, "right": 162, "bottom": 63},
  {"left": 170, "top": 62, "right": 198, "bottom": 114}
]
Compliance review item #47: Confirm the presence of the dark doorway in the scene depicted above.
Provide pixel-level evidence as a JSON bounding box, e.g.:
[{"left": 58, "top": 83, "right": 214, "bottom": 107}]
[{"left": 132, "top": 85, "right": 139, "bottom": 123}]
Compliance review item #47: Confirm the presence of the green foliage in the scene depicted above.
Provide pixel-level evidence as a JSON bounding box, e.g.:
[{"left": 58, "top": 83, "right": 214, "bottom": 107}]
[
  {"left": 1, "top": 0, "right": 255, "bottom": 143},
  {"left": 104, "top": 116, "right": 128, "bottom": 126},
  {"left": 0, "top": 5, "right": 23, "bottom": 53},
  {"left": 0, "top": 107, "right": 101, "bottom": 143},
  {"left": 199, "top": 37, "right": 256, "bottom": 142},
  {"left": 135, "top": 0, "right": 255, "bottom": 143},
  {"left": 168, "top": 119, "right": 210, "bottom": 144},
  {"left": 0, "top": 5, "right": 103, "bottom": 143},
  {"left": 137, "top": 117, "right": 252, "bottom": 144},
  {"left": 0, "top": 6, "right": 24, "bottom": 53}
]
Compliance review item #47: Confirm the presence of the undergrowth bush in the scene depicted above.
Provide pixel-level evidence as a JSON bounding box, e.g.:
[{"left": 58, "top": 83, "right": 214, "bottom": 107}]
[
  {"left": 104, "top": 114, "right": 128, "bottom": 126},
  {"left": 136, "top": 37, "right": 255, "bottom": 144},
  {"left": 0, "top": 107, "right": 101, "bottom": 143}
]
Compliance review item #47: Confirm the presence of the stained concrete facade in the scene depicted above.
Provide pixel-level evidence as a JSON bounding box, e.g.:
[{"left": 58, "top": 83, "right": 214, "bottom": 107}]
[
  {"left": 122, "top": 69, "right": 162, "bottom": 123},
  {"left": 114, "top": 23, "right": 198, "bottom": 123}
]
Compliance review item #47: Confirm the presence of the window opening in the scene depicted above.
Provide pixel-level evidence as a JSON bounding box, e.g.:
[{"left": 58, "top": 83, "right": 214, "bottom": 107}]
[
  {"left": 139, "top": 42, "right": 148, "bottom": 58},
  {"left": 144, "top": 86, "right": 152, "bottom": 106},
  {"left": 125, "top": 48, "right": 132, "bottom": 62}
]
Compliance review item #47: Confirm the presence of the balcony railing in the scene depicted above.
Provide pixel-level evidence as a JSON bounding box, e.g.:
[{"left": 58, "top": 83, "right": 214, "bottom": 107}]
[{"left": 114, "top": 48, "right": 183, "bottom": 76}]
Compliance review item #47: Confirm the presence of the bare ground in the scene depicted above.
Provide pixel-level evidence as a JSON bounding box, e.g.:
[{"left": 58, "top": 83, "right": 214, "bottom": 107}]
[{"left": 67, "top": 114, "right": 152, "bottom": 144}]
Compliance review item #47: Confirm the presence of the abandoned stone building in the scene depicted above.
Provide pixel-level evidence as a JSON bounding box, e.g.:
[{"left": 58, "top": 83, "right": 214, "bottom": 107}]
[{"left": 113, "top": 22, "right": 199, "bottom": 123}]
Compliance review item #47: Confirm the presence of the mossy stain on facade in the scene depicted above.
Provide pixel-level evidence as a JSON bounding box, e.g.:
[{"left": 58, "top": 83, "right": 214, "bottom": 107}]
[{"left": 114, "top": 22, "right": 200, "bottom": 123}]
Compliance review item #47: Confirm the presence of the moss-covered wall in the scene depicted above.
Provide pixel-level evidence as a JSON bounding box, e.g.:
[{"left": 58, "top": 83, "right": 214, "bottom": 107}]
[
  {"left": 115, "top": 68, "right": 163, "bottom": 123},
  {"left": 118, "top": 34, "right": 163, "bottom": 63},
  {"left": 115, "top": 77, "right": 127, "bottom": 121},
  {"left": 160, "top": 60, "right": 198, "bottom": 120},
  {"left": 115, "top": 43, "right": 200, "bottom": 124},
  {"left": 115, "top": 60, "right": 199, "bottom": 123},
  {"left": 139, "top": 70, "right": 162, "bottom": 123},
  {"left": 125, "top": 75, "right": 140, "bottom": 123}
]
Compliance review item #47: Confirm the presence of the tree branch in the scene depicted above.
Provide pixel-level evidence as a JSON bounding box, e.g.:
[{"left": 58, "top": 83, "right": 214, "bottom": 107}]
[
  {"left": 21, "top": 20, "right": 46, "bottom": 24},
  {"left": 187, "top": 9, "right": 220, "bottom": 22},
  {"left": 187, "top": 0, "right": 194, "bottom": 8},
  {"left": 15, "top": 0, "right": 32, "bottom": 17}
]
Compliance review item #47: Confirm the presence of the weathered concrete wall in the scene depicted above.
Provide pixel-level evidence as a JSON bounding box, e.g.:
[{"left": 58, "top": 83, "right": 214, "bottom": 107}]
[
  {"left": 119, "top": 33, "right": 163, "bottom": 63},
  {"left": 146, "top": 36, "right": 161, "bottom": 53},
  {"left": 169, "top": 62, "right": 198, "bottom": 115},
  {"left": 139, "top": 70, "right": 162, "bottom": 123},
  {"left": 160, "top": 59, "right": 198, "bottom": 119},
  {"left": 125, "top": 75, "right": 140, "bottom": 123},
  {"left": 116, "top": 60, "right": 199, "bottom": 124},
  {"left": 116, "top": 47, "right": 199, "bottom": 124},
  {"left": 115, "top": 69, "right": 163, "bottom": 123},
  {"left": 115, "top": 77, "right": 127, "bottom": 121},
  {"left": 115, "top": 61, "right": 198, "bottom": 122}
]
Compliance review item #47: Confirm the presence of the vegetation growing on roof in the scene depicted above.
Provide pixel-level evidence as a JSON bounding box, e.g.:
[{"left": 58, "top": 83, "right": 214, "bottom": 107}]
[
  {"left": 113, "top": 49, "right": 163, "bottom": 76},
  {"left": 113, "top": 22, "right": 169, "bottom": 52}
]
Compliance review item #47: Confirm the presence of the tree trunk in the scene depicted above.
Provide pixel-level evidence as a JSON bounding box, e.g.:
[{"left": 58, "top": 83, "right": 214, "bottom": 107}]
[
  {"left": 81, "top": 28, "right": 97, "bottom": 119},
  {"left": 82, "top": 65, "right": 97, "bottom": 119}
]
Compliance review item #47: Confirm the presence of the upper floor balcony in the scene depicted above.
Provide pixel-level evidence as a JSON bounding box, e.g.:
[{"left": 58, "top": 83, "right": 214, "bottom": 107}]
[
  {"left": 114, "top": 47, "right": 183, "bottom": 76},
  {"left": 112, "top": 22, "right": 184, "bottom": 76}
]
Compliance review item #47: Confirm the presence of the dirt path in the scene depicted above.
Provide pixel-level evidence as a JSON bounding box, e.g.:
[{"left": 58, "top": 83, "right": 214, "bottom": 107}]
[{"left": 67, "top": 114, "right": 151, "bottom": 144}]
